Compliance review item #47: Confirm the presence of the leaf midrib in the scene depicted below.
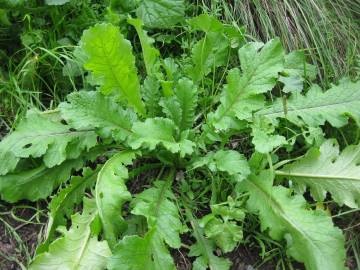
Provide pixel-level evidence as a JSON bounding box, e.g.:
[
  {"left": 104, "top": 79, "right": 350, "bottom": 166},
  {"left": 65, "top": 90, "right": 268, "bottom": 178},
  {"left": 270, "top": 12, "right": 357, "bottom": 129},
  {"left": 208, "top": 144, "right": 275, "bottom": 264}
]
[
  {"left": 257, "top": 95, "right": 360, "bottom": 118},
  {"left": 17, "top": 129, "right": 94, "bottom": 140},
  {"left": 275, "top": 170, "right": 360, "bottom": 181},
  {"left": 73, "top": 216, "right": 96, "bottom": 269}
]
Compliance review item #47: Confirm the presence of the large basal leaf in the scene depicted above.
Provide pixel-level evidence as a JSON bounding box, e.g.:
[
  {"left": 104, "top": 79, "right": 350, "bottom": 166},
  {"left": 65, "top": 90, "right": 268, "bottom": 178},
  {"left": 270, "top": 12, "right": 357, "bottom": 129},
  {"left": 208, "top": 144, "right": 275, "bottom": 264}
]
[
  {"left": 0, "top": 111, "right": 97, "bottom": 175},
  {"left": 96, "top": 151, "right": 136, "bottom": 248},
  {"left": 0, "top": 157, "right": 84, "bottom": 203},
  {"left": 257, "top": 78, "right": 360, "bottom": 128},
  {"left": 37, "top": 166, "right": 101, "bottom": 253},
  {"left": 277, "top": 139, "right": 360, "bottom": 208},
  {"left": 211, "top": 39, "right": 284, "bottom": 130},
  {"left": 239, "top": 171, "right": 347, "bottom": 270},
  {"left": 108, "top": 229, "right": 175, "bottom": 270},
  {"left": 128, "top": 117, "right": 195, "bottom": 157},
  {"left": 80, "top": 23, "right": 145, "bottom": 114},
  {"left": 29, "top": 199, "right": 111, "bottom": 270},
  {"left": 59, "top": 91, "right": 136, "bottom": 142},
  {"left": 160, "top": 78, "right": 198, "bottom": 130},
  {"left": 0, "top": 145, "right": 103, "bottom": 203},
  {"left": 136, "top": 0, "right": 185, "bottom": 29},
  {"left": 128, "top": 18, "right": 160, "bottom": 76}
]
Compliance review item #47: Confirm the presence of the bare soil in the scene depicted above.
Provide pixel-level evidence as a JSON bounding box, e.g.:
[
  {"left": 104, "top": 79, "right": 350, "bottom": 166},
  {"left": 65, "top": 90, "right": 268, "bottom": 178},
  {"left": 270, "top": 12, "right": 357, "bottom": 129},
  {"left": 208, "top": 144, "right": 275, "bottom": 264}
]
[{"left": 0, "top": 204, "right": 44, "bottom": 270}]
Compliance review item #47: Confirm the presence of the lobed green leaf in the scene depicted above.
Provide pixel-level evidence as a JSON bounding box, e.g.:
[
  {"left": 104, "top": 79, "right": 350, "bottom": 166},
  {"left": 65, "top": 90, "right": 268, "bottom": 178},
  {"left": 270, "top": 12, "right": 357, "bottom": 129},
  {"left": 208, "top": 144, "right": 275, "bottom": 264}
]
[
  {"left": 95, "top": 151, "right": 137, "bottom": 248},
  {"left": 277, "top": 139, "right": 360, "bottom": 208},
  {"left": 210, "top": 39, "right": 284, "bottom": 130},
  {"left": 60, "top": 91, "right": 136, "bottom": 142},
  {"left": 128, "top": 117, "right": 195, "bottom": 157},
  {"left": 29, "top": 199, "right": 111, "bottom": 270},
  {"left": 160, "top": 78, "right": 198, "bottom": 131},
  {"left": 239, "top": 171, "right": 347, "bottom": 270},
  {"left": 37, "top": 166, "right": 101, "bottom": 253},
  {"left": 257, "top": 78, "right": 360, "bottom": 128},
  {"left": 131, "top": 180, "right": 183, "bottom": 248},
  {"left": 0, "top": 110, "right": 96, "bottom": 175}
]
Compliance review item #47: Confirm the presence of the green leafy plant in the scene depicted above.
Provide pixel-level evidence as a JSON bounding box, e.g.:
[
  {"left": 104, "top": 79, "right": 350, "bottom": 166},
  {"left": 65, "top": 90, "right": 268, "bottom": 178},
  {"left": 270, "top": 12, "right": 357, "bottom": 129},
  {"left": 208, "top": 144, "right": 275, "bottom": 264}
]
[
  {"left": 0, "top": 0, "right": 106, "bottom": 134},
  {"left": 0, "top": 12, "right": 359, "bottom": 270}
]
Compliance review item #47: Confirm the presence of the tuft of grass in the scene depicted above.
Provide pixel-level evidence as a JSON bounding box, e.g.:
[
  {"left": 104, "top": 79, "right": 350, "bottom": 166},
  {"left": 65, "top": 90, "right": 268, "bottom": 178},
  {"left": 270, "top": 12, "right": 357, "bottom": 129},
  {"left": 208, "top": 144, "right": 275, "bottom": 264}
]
[
  {"left": 333, "top": 207, "right": 360, "bottom": 270},
  {"left": 0, "top": 45, "right": 84, "bottom": 133},
  {"left": 199, "top": 0, "right": 360, "bottom": 86},
  {"left": 0, "top": 0, "right": 105, "bottom": 133}
]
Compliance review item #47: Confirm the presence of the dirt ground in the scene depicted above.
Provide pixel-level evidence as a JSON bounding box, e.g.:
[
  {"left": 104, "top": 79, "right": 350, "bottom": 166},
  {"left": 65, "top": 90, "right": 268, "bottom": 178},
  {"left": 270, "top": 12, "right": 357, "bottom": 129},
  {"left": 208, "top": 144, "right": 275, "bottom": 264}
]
[{"left": 0, "top": 204, "right": 44, "bottom": 270}]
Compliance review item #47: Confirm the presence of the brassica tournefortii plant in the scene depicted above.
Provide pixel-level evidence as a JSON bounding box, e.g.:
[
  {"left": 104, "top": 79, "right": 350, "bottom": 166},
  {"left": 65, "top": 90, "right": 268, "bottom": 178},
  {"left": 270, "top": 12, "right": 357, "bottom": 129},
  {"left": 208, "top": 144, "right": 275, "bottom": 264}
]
[{"left": 0, "top": 13, "right": 359, "bottom": 270}]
